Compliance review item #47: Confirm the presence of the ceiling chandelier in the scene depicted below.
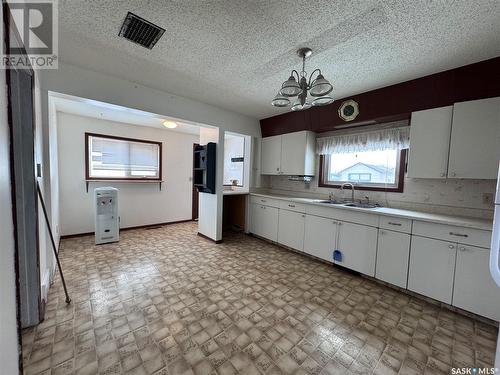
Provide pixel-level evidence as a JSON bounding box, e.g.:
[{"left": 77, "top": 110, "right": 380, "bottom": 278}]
[{"left": 271, "top": 47, "right": 334, "bottom": 111}]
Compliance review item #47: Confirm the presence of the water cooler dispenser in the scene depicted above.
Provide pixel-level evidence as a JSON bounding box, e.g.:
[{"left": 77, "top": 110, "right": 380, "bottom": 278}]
[{"left": 94, "top": 187, "right": 119, "bottom": 244}]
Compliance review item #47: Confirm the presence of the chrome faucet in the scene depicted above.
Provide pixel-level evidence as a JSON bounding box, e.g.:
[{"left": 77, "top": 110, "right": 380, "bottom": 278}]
[{"left": 341, "top": 183, "right": 355, "bottom": 202}]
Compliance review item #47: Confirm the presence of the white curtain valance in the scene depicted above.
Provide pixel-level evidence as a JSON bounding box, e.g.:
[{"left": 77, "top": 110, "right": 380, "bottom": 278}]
[{"left": 316, "top": 126, "right": 410, "bottom": 155}]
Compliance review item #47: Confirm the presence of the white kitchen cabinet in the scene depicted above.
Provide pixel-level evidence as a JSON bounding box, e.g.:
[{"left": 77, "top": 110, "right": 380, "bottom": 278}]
[
  {"left": 376, "top": 229, "right": 411, "bottom": 288},
  {"left": 336, "top": 221, "right": 378, "bottom": 276},
  {"left": 261, "top": 135, "right": 282, "bottom": 175},
  {"left": 303, "top": 214, "right": 337, "bottom": 262},
  {"left": 261, "top": 131, "right": 315, "bottom": 176},
  {"left": 453, "top": 245, "right": 500, "bottom": 321},
  {"left": 278, "top": 209, "right": 305, "bottom": 251},
  {"left": 448, "top": 97, "right": 500, "bottom": 179},
  {"left": 249, "top": 203, "right": 279, "bottom": 242},
  {"left": 407, "top": 106, "right": 453, "bottom": 178},
  {"left": 408, "top": 236, "right": 456, "bottom": 304}
]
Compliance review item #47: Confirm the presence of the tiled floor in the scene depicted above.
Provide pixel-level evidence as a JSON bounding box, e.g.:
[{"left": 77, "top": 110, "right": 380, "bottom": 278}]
[{"left": 22, "top": 221, "right": 498, "bottom": 375}]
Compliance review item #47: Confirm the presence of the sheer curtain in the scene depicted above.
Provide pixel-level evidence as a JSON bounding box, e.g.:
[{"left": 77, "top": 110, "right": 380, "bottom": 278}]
[{"left": 316, "top": 121, "right": 410, "bottom": 155}]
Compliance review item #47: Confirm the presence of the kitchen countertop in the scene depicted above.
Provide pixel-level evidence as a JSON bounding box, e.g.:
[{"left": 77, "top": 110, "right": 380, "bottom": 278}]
[{"left": 250, "top": 192, "right": 493, "bottom": 231}]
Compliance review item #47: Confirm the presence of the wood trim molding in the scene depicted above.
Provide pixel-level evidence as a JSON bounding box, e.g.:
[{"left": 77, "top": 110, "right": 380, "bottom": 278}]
[
  {"left": 60, "top": 219, "right": 194, "bottom": 239},
  {"left": 197, "top": 232, "right": 223, "bottom": 244},
  {"left": 318, "top": 149, "right": 407, "bottom": 193},
  {"left": 260, "top": 56, "right": 500, "bottom": 137}
]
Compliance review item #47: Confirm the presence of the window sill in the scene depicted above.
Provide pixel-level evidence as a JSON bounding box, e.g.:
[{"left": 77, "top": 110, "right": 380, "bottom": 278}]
[{"left": 85, "top": 179, "right": 163, "bottom": 192}]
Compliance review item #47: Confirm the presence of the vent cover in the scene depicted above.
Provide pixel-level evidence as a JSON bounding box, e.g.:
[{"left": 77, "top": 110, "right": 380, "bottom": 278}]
[{"left": 119, "top": 12, "right": 165, "bottom": 49}]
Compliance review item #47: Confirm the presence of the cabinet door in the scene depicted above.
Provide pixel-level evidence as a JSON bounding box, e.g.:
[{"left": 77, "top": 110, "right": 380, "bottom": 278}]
[
  {"left": 250, "top": 204, "right": 278, "bottom": 242},
  {"left": 278, "top": 209, "right": 305, "bottom": 251},
  {"left": 304, "top": 215, "right": 336, "bottom": 262},
  {"left": 376, "top": 230, "right": 411, "bottom": 288},
  {"left": 407, "top": 106, "right": 452, "bottom": 178},
  {"left": 261, "top": 135, "right": 282, "bottom": 175},
  {"left": 280, "top": 132, "right": 307, "bottom": 175},
  {"left": 408, "top": 236, "right": 456, "bottom": 304},
  {"left": 453, "top": 245, "right": 500, "bottom": 321},
  {"left": 336, "top": 222, "right": 378, "bottom": 276},
  {"left": 448, "top": 97, "right": 500, "bottom": 179}
]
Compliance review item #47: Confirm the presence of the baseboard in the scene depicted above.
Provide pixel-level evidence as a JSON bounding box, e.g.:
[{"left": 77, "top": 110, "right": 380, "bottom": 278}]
[
  {"left": 60, "top": 219, "right": 194, "bottom": 239},
  {"left": 197, "top": 232, "right": 223, "bottom": 244}
]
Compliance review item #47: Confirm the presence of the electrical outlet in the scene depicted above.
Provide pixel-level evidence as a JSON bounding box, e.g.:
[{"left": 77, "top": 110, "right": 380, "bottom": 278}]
[{"left": 483, "top": 193, "right": 494, "bottom": 206}]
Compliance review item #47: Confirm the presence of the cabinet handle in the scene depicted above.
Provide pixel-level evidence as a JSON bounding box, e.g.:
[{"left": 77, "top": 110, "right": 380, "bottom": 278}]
[
  {"left": 379, "top": 230, "right": 385, "bottom": 235},
  {"left": 288, "top": 204, "right": 295, "bottom": 208},
  {"left": 448, "top": 244, "right": 455, "bottom": 249},
  {"left": 301, "top": 214, "right": 305, "bottom": 218},
  {"left": 440, "top": 173, "right": 445, "bottom": 177},
  {"left": 451, "top": 172, "right": 456, "bottom": 177},
  {"left": 276, "top": 167, "right": 279, "bottom": 171},
  {"left": 459, "top": 246, "right": 467, "bottom": 251},
  {"left": 449, "top": 232, "right": 468, "bottom": 238},
  {"left": 387, "top": 222, "right": 402, "bottom": 226},
  {"left": 260, "top": 199, "right": 267, "bottom": 203}
]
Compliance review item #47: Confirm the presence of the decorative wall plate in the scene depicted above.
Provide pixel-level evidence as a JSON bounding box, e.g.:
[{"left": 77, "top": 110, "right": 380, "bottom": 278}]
[{"left": 338, "top": 99, "right": 359, "bottom": 122}]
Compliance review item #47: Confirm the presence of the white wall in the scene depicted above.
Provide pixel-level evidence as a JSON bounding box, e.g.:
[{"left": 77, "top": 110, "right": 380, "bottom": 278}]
[
  {"left": 57, "top": 112, "right": 198, "bottom": 235},
  {"left": 198, "top": 127, "right": 223, "bottom": 241},
  {"left": 0, "top": 10, "right": 20, "bottom": 370},
  {"left": 38, "top": 62, "right": 261, "bottom": 245}
]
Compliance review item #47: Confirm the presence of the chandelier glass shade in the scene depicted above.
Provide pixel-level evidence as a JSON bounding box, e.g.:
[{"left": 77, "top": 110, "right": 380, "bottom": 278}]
[{"left": 271, "top": 48, "right": 334, "bottom": 110}]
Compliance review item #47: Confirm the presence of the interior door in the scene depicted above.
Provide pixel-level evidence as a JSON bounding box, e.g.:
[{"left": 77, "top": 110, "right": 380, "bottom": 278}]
[{"left": 8, "top": 64, "right": 41, "bottom": 327}]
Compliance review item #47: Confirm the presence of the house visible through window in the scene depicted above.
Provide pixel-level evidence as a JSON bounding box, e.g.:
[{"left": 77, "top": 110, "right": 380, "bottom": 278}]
[
  {"left": 320, "top": 148, "right": 406, "bottom": 192},
  {"left": 86, "top": 133, "right": 161, "bottom": 180}
]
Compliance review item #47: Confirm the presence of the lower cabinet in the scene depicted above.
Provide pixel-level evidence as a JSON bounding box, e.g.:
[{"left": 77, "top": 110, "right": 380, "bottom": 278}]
[
  {"left": 303, "top": 214, "right": 337, "bottom": 262},
  {"left": 277, "top": 209, "right": 305, "bottom": 251},
  {"left": 250, "top": 203, "right": 279, "bottom": 242},
  {"left": 453, "top": 245, "right": 500, "bottom": 321},
  {"left": 336, "top": 222, "right": 378, "bottom": 276},
  {"left": 376, "top": 229, "right": 411, "bottom": 288},
  {"left": 408, "top": 236, "right": 456, "bottom": 304}
]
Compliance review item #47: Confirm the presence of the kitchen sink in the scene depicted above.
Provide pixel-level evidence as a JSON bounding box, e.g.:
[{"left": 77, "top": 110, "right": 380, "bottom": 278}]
[
  {"left": 343, "top": 202, "right": 380, "bottom": 209},
  {"left": 317, "top": 200, "right": 343, "bottom": 204}
]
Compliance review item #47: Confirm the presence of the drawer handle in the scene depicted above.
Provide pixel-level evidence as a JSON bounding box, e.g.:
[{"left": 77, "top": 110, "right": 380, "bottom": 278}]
[
  {"left": 448, "top": 244, "right": 455, "bottom": 249},
  {"left": 288, "top": 204, "right": 295, "bottom": 208},
  {"left": 260, "top": 199, "right": 267, "bottom": 203},
  {"left": 449, "top": 232, "right": 468, "bottom": 238},
  {"left": 387, "top": 222, "right": 402, "bottom": 226}
]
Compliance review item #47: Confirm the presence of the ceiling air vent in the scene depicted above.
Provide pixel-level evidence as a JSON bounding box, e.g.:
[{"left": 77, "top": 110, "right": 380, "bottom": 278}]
[{"left": 118, "top": 12, "right": 165, "bottom": 49}]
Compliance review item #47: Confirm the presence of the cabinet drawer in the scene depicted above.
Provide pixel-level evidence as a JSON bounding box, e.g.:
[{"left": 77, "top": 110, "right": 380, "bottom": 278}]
[
  {"left": 412, "top": 221, "right": 491, "bottom": 248},
  {"left": 249, "top": 195, "right": 281, "bottom": 208},
  {"left": 279, "top": 200, "right": 307, "bottom": 213},
  {"left": 379, "top": 216, "right": 412, "bottom": 233},
  {"left": 306, "top": 205, "right": 379, "bottom": 227}
]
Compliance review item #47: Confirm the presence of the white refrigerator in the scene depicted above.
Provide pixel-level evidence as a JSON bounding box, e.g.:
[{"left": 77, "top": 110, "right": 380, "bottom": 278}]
[{"left": 490, "top": 166, "right": 500, "bottom": 367}]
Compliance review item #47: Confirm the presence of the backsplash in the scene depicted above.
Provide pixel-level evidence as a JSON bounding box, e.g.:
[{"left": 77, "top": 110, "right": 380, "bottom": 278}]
[{"left": 260, "top": 174, "right": 496, "bottom": 219}]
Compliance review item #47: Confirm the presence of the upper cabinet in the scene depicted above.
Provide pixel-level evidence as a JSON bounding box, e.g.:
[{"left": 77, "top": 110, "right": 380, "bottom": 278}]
[
  {"left": 408, "top": 97, "right": 500, "bottom": 179},
  {"left": 261, "top": 131, "right": 315, "bottom": 176},
  {"left": 407, "top": 106, "right": 453, "bottom": 178},
  {"left": 261, "top": 135, "right": 282, "bottom": 175},
  {"left": 448, "top": 97, "right": 500, "bottom": 179}
]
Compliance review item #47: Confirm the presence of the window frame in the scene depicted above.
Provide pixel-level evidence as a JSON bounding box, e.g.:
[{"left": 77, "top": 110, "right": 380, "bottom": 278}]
[
  {"left": 318, "top": 149, "right": 407, "bottom": 193},
  {"left": 85, "top": 132, "right": 163, "bottom": 181}
]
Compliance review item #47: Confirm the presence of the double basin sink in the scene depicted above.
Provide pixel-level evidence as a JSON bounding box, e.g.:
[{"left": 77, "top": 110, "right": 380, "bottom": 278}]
[{"left": 316, "top": 200, "right": 380, "bottom": 209}]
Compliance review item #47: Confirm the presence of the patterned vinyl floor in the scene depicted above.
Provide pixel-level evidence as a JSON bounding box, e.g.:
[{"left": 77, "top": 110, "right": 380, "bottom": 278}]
[{"left": 21, "top": 221, "right": 498, "bottom": 375}]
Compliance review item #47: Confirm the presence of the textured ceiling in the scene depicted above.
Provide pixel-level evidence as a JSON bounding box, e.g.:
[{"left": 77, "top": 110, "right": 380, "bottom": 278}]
[
  {"left": 52, "top": 94, "right": 202, "bottom": 135},
  {"left": 58, "top": 0, "right": 500, "bottom": 119}
]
